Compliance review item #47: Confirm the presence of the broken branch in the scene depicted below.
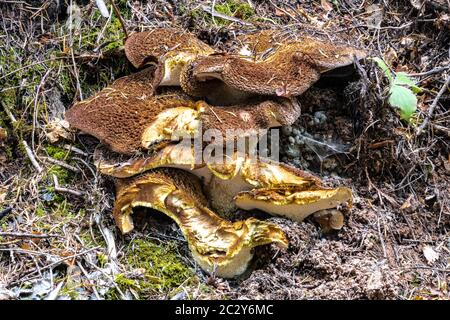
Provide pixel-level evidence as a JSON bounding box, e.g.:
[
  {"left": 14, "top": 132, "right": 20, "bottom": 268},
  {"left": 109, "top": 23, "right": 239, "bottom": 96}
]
[
  {"left": 110, "top": 0, "right": 128, "bottom": 41},
  {"left": 44, "top": 157, "right": 80, "bottom": 172},
  {"left": 417, "top": 75, "right": 450, "bottom": 135},
  {"left": 0, "top": 232, "right": 60, "bottom": 239},
  {"left": 22, "top": 140, "right": 44, "bottom": 173},
  {"left": 52, "top": 174, "right": 85, "bottom": 197}
]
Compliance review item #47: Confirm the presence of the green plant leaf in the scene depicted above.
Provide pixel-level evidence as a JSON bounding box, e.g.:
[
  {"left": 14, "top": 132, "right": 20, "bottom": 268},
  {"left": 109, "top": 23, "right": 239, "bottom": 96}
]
[
  {"left": 393, "top": 72, "right": 415, "bottom": 86},
  {"left": 388, "top": 85, "right": 417, "bottom": 121},
  {"left": 393, "top": 72, "right": 422, "bottom": 92},
  {"left": 371, "top": 57, "right": 393, "bottom": 81}
]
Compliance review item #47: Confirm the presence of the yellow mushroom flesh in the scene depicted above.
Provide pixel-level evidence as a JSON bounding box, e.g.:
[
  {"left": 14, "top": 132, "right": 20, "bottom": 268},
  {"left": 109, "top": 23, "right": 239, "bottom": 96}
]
[
  {"left": 114, "top": 168, "right": 288, "bottom": 278},
  {"left": 98, "top": 144, "right": 352, "bottom": 223},
  {"left": 234, "top": 186, "right": 352, "bottom": 223}
]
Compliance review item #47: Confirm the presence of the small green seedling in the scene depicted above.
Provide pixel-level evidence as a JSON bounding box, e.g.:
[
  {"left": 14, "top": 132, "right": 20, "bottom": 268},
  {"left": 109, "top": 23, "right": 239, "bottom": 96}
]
[{"left": 371, "top": 57, "right": 422, "bottom": 121}]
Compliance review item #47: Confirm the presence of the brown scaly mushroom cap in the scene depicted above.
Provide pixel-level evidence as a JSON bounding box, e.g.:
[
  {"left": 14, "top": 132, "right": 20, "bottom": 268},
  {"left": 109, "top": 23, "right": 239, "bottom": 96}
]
[
  {"left": 125, "top": 29, "right": 215, "bottom": 89},
  {"left": 114, "top": 168, "right": 288, "bottom": 278},
  {"left": 124, "top": 28, "right": 214, "bottom": 69},
  {"left": 179, "top": 30, "right": 367, "bottom": 103},
  {"left": 230, "top": 29, "right": 365, "bottom": 69},
  {"left": 65, "top": 66, "right": 300, "bottom": 154},
  {"left": 64, "top": 66, "right": 201, "bottom": 154},
  {"left": 96, "top": 143, "right": 353, "bottom": 227}
]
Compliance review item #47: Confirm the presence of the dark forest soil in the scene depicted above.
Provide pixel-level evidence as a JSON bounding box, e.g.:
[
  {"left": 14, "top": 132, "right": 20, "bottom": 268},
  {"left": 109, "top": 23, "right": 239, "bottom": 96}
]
[{"left": 0, "top": 0, "right": 449, "bottom": 300}]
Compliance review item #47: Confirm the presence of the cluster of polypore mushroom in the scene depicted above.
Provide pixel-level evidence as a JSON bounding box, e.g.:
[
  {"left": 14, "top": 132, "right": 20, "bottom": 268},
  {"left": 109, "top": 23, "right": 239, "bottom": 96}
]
[{"left": 65, "top": 28, "right": 366, "bottom": 278}]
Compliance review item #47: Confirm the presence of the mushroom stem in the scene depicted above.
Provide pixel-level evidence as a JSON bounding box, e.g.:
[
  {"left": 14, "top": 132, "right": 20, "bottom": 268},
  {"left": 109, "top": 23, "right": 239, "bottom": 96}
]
[{"left": 114, "top": 168, "right": 288, "bottom": 278}]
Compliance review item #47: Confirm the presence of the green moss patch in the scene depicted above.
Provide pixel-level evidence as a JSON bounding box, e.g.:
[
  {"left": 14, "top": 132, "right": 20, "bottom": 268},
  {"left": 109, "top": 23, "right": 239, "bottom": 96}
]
[
  {"left": 188, "top": 0, "right": 255, "bottom": 26},
  {"left": 107, "top": 238, "right": 196, "bottom": 299},
  {"left": 45, "top": 145, "right": 70, "bottom": 160},
  {"left": 214, "top": 0, "right": 255, "bottom": 21}
]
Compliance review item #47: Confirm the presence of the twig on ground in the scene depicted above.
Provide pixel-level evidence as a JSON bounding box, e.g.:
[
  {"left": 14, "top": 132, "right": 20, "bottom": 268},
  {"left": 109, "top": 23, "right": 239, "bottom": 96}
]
[
  {"left": 0, "top": 57, "right": 66, "bottom": 81},
  {"left": 76, "top": 261, "right": 101, "bottom": 300},
  {"left": 1, "top": 101, "right": 43, "bottom": 173},
  {"left": 53, "top": 174, "right": 85, "bottom": 197},
  {"left": 8, "top": 247, "right": 101, "bottom": 286},
  {"left": 95, "top": 0, "right": 110, "bottom": 18},
  {"left": 22, "top": 140, "right": 44, "bottom": 173},
  {"left": 211, "top": 0, "right": 217, "bottom": 25},
  {"left": 417, "top": 75, "right": 450, "bottom": 135},
  {"left": 44, "top": 157, "right": 80, "bottom": 172},
  {"left": 44, "top": 281, "right": 65, "bottom": 300},
  {"left": 409, "top": 65, "right": 450, "bottom": 77},
  {"left": 399, "top": 266, "right": 450, "bottom": 273},
  {"left": 31, "top": 68, "right": 52, "bottom": 150},
  {"left": 201, "top": 5, "right": 253, "bottom": 25},
  {"left": 377, "top": 213, "right": 388, "bottom": 259},
  {"left": 110, "top": 0, "right": 128, "bottom": 41},
  {"left": 0, "top": 232, "right": 61, "bottom": 239},
  {"left": 63, "top": 144, "right": 88, "bottom": 156},
  {"left": 432, "top": 124, "right": 450, "bottom": 136},
  {"left": 208, "top": 106, "right": 223, "bottom": 123},
  {"left": 67, "top": 0, "right": 83, "bottom": 101}
]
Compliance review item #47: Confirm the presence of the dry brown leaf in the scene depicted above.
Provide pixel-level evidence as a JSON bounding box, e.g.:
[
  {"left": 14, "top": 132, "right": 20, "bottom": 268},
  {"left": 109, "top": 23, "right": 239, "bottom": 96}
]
[
  {"left": 0, "top": 187, "right": 7, "bottom": 203},
  {"left": 384, "top": 47, "right": 398, "bottom": 66},
  {"left": 435, "top": 14, "right": 450, "bottom": 30},
  {"left": 364, "top": 4, "right": 383, "bottom": 29},
  {"left": 274, "top": 8, "right": 286, "bottom": 17},
  {"left": 400, "top": 194, "right": 413, "bottom": 210},
  {"left": 321, "top": 0, "right": 333, "bottom": 12},
  {"left": 0, "top": 127, "right": 7, "bottom": 141},
  {"left": 20, "top": 243, "right": 31, "bottom": 250},
  {"left": 45, "top": 118, "right": 73, "bottom": 143}
]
